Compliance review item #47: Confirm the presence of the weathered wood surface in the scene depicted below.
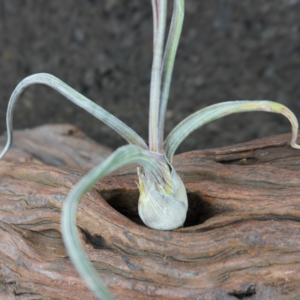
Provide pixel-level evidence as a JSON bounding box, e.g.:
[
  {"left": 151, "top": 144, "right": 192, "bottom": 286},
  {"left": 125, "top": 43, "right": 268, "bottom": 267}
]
[
  {"left": 0, "top": 125, "right": 300, "bottom": 299},
  {"left": 0, "top": 124, "right": 113, "bottom": 168}
]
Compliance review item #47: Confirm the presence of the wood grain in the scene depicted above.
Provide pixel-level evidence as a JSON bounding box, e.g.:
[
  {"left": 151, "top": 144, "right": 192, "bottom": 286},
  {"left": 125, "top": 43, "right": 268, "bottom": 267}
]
[{"left": 0, "top": 125, "right": 300, "bottom": 299}]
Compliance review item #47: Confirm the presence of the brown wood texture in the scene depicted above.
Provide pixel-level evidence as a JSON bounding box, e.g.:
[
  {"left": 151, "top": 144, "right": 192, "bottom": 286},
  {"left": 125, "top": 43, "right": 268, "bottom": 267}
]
[
  {"left": 0, "top": 124, "right": 113, "bottom": 168},
  {"left": 0, "top": 125, "right": 300, "bottom": 299}
]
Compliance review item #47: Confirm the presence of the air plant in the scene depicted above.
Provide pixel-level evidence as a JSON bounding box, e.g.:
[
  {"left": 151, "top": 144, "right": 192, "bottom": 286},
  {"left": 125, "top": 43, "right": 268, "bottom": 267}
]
[{"left": 1, "top": 0, "right": 300, "bottom": 299}]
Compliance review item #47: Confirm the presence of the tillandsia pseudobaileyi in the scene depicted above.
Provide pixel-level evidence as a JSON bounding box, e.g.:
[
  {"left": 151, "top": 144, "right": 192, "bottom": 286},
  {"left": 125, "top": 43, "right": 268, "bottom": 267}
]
[{"left": 1, "top": 1, "right": 300, "bottom": 300}]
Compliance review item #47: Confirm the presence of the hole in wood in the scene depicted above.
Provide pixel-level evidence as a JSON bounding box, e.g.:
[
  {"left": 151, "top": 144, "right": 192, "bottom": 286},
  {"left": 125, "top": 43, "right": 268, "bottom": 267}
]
[
  {"left": 101, "top": 189, "right": 222, "bottom": 228},
  {"left": 84, "top": 231, "right": 110, "bottom": 249},
  {"left": 228, "top": 285, "right": 256, "bottom": 299}
]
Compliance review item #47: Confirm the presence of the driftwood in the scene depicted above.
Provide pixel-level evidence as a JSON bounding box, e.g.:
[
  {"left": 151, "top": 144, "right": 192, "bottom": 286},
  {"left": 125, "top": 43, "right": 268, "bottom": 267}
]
[
  {"left": 0, "top": 124, "right": 300, "bottom": 299},
  {"left": 0, "top": 124, "right": 113, "bottom": 168}
]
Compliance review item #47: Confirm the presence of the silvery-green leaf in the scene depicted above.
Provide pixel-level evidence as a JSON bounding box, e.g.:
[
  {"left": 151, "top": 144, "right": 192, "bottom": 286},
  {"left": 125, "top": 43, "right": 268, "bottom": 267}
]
[
  {"left": 149, "top": 0, "right": 167, "bottom": 153},
  {"left": 151, "top": 0, "right": 159, "bottom": 44},
  {"left": 0, "top": 73, "right": 148, "bottom": 160},
  {"left": 158, "top": 0, "right": 184, "bottom": 145},
  {"left": 164, "top": 100, "right": 300, "bottom": 163},
  {"left": 61, "top": 145, "right": 163, "bottom": 300}
]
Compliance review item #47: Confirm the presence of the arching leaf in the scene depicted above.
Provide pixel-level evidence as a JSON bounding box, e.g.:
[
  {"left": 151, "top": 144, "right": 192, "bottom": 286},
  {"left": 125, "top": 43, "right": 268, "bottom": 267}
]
[
  {"left": 61, "top": 145, "right": 163, "bottom": 300},
  {"left": 164, "top": 100, "right": 300, "bottom": 162},
  {"left": 0, "top": 73, "right": 148, "bottom": 160}
]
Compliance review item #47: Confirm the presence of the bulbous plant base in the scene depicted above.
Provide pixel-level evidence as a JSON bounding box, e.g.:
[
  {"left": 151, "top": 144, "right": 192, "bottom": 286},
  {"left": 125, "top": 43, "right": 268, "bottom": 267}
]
[{"left": 1, "top": 124, "right": 300, "bottom": 299}]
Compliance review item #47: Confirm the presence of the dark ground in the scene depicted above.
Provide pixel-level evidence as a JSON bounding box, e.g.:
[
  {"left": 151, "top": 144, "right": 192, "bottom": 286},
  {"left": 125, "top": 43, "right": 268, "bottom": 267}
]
[{"left": 1, "top": 0, "right": 300, "bottom": 154}]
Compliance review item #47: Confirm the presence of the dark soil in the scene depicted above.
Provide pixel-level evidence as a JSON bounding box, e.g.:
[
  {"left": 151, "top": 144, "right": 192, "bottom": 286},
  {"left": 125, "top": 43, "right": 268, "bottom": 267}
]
[{"left": 1, "top": 0, "right": 300, "bottom": 154}]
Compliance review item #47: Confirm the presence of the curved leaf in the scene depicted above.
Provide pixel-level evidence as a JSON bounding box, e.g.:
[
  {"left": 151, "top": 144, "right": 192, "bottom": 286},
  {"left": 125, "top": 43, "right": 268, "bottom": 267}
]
[
  {"left": 61, "top": 145, "right": 163, "bottom": 300},
  {"left": 0, "top": 73, "right": 148, "bottom": 160},
  {"left": 164, "top": 100, "right": 300, "bottom": 162}
]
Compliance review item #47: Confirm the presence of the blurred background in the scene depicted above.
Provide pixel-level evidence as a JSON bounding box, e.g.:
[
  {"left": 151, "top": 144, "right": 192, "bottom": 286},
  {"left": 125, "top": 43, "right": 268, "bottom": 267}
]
[{"left": 0, "top": 0, "right": 300, "bottom": 154}]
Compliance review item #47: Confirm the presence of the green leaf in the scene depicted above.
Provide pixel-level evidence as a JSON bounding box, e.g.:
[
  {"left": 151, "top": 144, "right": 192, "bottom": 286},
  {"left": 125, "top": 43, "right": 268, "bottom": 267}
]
[
  {"left": 151, "top": 0, "right": 159, "bottom": 44},
  {"left": 61, "top": 145, "right": 162, "bottom": 300},
  {"left": 0, "top": 73, "right": 148, "bottom": 160},
  {"left": 149, "top": 0, "right": 167, "bottom": 153},
  {"left": 158, "top": 0, "right": 184, "bottom": 147},
  {"left": 164, "top": 100, "right": 300, "bottom": 162}
]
